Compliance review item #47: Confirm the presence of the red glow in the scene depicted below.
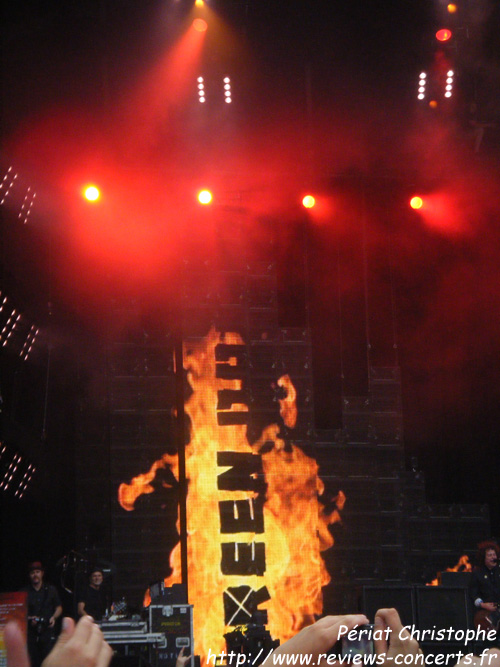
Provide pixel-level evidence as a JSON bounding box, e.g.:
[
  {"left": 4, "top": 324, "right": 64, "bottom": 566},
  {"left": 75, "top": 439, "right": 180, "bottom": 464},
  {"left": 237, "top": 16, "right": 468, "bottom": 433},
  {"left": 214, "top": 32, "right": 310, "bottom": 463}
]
[
  {"left": 410, "top": 196, "right": 423, "bottom": 210},
  {"left": 415, "top": 191, "right": 467, "bottom": 235},
  {"left": 193, "top": 18, "right": 208, "bottom": 32},
  {"left": 302, "top": 195, "right": 316, "bottom": 209},
  {"left": 119, "top": 21, "right": 207, "bottom": 148},
  {"left": 436, "top": 28, "right": 452, "bottom": 42}
]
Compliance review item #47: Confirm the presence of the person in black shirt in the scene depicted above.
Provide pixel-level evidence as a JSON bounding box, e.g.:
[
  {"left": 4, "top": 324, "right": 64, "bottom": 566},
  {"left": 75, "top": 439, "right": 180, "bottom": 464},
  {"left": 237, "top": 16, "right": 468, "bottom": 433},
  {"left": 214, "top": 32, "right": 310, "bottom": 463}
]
[
  {"left": 22, "top": 561, "right": 63, "bottom": 667},
  {"left": 77, "top": 567, "right": 109, "bottom": 621},
  {"left": 469, "top": 540, "right": 500, "bottom": 645}
]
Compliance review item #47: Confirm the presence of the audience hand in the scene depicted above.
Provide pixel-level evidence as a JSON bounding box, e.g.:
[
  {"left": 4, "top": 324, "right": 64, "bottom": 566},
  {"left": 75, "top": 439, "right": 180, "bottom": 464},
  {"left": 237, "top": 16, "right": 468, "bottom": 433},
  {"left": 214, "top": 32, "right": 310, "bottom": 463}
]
[
  {"left": 4, "top": 620, "right": 30, "bottom": 667},
  {"left": 43, "top": 616, "right": 112, "bottom": 667},
  {"left": 374, "top": 607, "right": 423, "bottom": 666},
  {"left": 5, "top": 616, "right": 113, "bottom": 667},
  {"left": 7, "top": 604, "right": 496, "bottom": 667},
  {"left": 260, "top": 614, "right": 370, "bottom": 667},
  {"left": 176, "top": 646, "right": 192, "bottom": 667},
  {"left": 260, "top": 608, "right": 422, "bottom": 667}
]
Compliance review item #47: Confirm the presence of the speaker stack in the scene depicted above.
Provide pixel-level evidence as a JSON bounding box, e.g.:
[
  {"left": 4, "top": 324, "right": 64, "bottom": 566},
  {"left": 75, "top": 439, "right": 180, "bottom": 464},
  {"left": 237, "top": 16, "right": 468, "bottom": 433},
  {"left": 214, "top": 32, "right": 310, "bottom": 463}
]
[{"left": 361, "top": 584, "right": 474, "bottom": 659}]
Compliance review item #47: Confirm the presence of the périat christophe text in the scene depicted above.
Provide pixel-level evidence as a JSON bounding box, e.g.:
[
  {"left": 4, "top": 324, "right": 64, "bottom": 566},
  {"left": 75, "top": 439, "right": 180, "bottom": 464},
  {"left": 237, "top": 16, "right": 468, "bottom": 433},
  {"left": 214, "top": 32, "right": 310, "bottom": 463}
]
[{"left": 336, "top": 624, "right": 498, "bottom": 645}]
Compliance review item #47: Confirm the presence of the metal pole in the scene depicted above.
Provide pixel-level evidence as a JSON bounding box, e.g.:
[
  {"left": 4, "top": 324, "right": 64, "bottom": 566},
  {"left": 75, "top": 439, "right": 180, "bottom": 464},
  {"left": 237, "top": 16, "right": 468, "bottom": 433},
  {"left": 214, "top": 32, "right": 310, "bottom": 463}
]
[{"left": 174, "top": 332, "right": 189, "bottom": 600}]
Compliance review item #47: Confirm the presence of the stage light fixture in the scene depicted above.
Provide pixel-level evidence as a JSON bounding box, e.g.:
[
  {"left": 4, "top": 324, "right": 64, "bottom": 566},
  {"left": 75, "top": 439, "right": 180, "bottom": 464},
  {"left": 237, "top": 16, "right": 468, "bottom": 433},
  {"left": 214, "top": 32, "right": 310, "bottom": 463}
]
[
  {"left": 436, "top": 28, "right": 452, "bottom": 42},
  {"left": 1, "top": 310, "right": 21, "bottom": 348},
  {"left": 198, "top": 189, "right": 213, "bottom": 205},
  {"left": 197, "top": 76, "right": 206, "bottom": 103},
  {"left": 444, "top": 70, "right": 454, "bottom": 98},
  {"left": 0, "top": 168, "right": 37, "bottom": 221},
  {"left": 0, "top": 297, "right": 40, "bottom": 358},
  {"left": 20, "top": 325, "right": 39, "bottom": 361},
  {"left": 193, "top": 18, "right": 207, "bottom": 32},
  {"left": 302, "top": 195, "right": 316, "bottom": 209},
  {"left": 195, "top": 0, "right": 204, "bottom": 6},
  {"left": 447, "top": 3, "right": 457, "bottom": 13},
  {"left": 18, "top": 187, "right": 36, "bottom": 224},
  {"left": 410, "top": 196, "right": 423, "bottom": 210},
  {"left": 0, "top": 166, "right": 18, "bottom": 205},
  {"left": 84, "top": 185, "right": 100, "bottom": 202},
  {"left": 417, "top": 72, "right": 427, "bottom": 100},
  {"left": 223, "top": 77, "right": 232, "bottom": 104},
  {"left": 0, "top": 443, "right": 36, "bottom": 499}
]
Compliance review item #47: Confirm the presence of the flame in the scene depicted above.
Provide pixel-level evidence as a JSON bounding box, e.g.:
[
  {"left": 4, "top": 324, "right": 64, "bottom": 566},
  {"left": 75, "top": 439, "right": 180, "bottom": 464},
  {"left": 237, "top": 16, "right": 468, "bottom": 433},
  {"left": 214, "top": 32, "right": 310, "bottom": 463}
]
[
  {"left": 119, "top": 327, "right": 343, "bottom": 661},
  {"left": 427, "top": 554, "right": 472, "bottom": 586},
  {"left": 118, "top": 454, "right": 178, "bottom": 511},
  {"left": 277, "top": 375, "right": 297, "bottom": 428}
]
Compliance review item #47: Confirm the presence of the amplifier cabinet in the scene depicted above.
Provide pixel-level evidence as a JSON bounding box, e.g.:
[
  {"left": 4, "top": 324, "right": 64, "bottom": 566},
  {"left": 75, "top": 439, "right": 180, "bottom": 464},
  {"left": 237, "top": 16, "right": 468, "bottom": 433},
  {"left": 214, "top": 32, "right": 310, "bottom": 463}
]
[
  {"left": 415, "top": 587, "right": 470, "bottom": 632},
  {"left": 361, "top": 586, "right": 416, "bottom": 627},
  {"left": 149, "top": 604, "right": 194, "bottom": 667},
  {"left": 439, "top": 572, "right": 472, "bottom": 588}
]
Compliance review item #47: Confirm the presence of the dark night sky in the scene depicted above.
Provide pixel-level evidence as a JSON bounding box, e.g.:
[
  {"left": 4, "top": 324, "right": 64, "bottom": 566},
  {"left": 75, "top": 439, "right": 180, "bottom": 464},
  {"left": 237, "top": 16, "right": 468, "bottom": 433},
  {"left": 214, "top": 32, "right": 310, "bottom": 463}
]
[{"left": 2, "top": 0, "right": 500, "bottom": 574}]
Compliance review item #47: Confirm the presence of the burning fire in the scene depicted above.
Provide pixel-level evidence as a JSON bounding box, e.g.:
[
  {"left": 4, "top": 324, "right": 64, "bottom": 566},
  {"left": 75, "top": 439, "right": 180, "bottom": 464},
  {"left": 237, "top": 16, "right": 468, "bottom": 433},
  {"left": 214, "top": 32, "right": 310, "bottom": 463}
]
[
  {"left": 118, "top": 454, "right": 178, "bottom": 511},
  {"left": 119, "top": 328, "right": 344, "bottom": 661},
  {"left": 427, "top": 555, "right": 472, "bottom": 586},
  {"left": 277, "top": 375, "right": 297, "bottom": 428}
]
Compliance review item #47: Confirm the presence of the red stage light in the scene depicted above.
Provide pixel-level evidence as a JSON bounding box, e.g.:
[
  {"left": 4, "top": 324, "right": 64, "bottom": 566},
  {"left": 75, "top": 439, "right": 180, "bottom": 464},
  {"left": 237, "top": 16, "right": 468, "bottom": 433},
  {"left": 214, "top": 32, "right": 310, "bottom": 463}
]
[
  {"left": 302, "top": 195, "right": 316, "bottom": 209},
  {"left": 410, "top": 196, "right": 423, "bottom": 210},
  {"left": 198, "top": 189, "right": 212, "bottom": 205},
  {"left": 193, "top": 18, "right": 208, "bottom": 32},
  {"left": 83, "top": 185, "right": 100, "bottom": 202},
  {"left": 436, "top": 28, "right": 452, "bottom": 42}
]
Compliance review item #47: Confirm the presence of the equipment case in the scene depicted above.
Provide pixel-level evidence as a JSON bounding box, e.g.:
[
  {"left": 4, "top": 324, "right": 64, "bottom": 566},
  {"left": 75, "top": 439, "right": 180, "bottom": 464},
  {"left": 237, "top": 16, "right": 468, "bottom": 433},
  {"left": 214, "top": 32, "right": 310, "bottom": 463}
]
[{"left": 149, "top": 604, "right": 194, "bottom": 667}]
